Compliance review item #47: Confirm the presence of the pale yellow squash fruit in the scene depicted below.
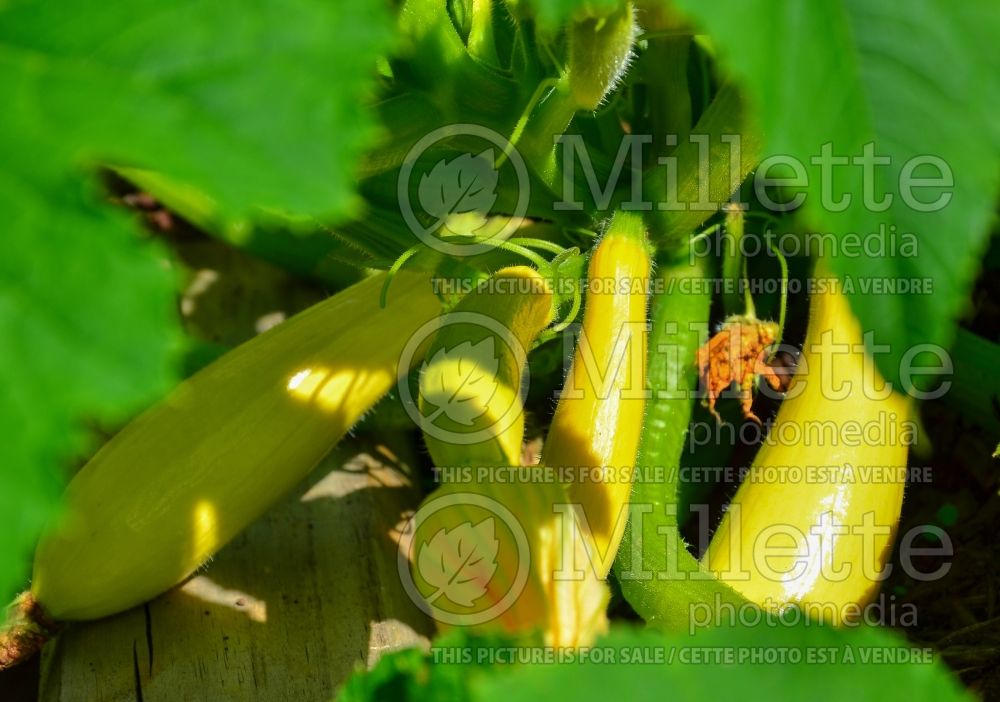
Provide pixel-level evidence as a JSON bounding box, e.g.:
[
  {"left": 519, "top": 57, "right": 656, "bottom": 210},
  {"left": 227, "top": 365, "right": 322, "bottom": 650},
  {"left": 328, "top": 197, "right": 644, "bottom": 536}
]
[{"left": 31, "top": 270, "right": 441, "bottom": 621}]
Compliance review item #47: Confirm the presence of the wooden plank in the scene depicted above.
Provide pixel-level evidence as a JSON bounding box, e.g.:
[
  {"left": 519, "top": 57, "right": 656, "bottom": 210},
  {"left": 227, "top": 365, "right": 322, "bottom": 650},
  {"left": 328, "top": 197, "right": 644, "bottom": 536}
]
[{"left": 38, "top": 435, "right": 433, "bottom": 701}]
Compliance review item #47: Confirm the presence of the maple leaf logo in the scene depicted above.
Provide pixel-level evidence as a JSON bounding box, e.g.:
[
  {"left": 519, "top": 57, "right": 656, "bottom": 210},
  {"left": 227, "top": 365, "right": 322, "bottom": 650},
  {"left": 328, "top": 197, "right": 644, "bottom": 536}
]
[
  {"left": 419, "top": 337, "right": 500, "bottom": 427},
  {"left": 418, "top": 149, "right": 499, "bottom": 225},
  {"left": 417, "top": 518, "right": 500, "bottom": 607}
]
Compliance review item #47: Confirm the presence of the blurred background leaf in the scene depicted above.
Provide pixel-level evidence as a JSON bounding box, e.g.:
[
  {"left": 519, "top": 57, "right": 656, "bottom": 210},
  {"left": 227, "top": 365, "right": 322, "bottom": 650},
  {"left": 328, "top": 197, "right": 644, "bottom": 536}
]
[
  {"left": 341, "top": 622, "right": 972, "bottom": 701},
  {"left": 475, "top": 623, "right": 972, "bottom": 701},
  {"left": 0, "top": 176, "right": 181, "bottom": 605},
  {"left": 0, "top": 0, "right": 395, "bottom": 604},
  {"left": 0, "top": 0, "right": 394, "bottom": 219}
]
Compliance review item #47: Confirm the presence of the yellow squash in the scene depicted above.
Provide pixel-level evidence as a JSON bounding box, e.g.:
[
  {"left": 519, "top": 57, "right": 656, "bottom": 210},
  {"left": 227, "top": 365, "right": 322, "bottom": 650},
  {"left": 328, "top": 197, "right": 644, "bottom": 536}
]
[
  {"left": 419, "top": 266, "right": 553, "bottom": 469},
  {"left": 406, "top": 476, "right": 609, "bottom": 648},
  {"left": 30, "top": 270, "right": 441, "bottom": 622},
  {"left": 410, "top": 266, "right": 607, "bottom": 647},
  {"left": 543, "top": 212, "right": 651, "bottom": 578},
  {"left": 705, "top": 269, "right": 910, "bottom": 624}
]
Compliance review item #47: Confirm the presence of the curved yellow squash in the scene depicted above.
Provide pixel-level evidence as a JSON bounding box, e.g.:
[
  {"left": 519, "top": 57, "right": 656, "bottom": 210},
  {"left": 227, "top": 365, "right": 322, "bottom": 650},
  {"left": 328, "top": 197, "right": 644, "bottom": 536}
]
[
  {"left": 705, "top": 269, "right": 910, "bottom": 624},
  {"left": 419, "top": 266, "right": 553, "bottom": 469},
  {"left": 32, "top": 270, "right": 441, "bottom": 621}
]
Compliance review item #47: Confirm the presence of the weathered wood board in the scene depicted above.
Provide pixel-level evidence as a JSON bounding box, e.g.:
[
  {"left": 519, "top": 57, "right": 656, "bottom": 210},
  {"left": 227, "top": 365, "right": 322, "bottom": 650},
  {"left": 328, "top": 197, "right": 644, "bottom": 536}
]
[{"left": 37, "top": 436, "right": 433, "bottom": 701}]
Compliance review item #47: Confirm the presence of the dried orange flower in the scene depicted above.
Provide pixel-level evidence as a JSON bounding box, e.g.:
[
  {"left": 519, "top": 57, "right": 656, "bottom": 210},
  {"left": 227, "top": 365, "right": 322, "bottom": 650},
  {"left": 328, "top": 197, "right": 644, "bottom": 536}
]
[{"left": 697, "top": 315, "right": 783, "bottom": 424}]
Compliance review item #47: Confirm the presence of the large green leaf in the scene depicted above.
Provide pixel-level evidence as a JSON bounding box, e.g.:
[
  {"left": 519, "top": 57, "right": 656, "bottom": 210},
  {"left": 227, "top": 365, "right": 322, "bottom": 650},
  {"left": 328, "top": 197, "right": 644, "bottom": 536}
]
[
  {"left": 0, "top": 0, "right": 395, "bottom": 604},
  {"left": 341, "top": 623, "right": 970, "bottom": 701},
  {"left": 673, "top": 0, "right": 1000, "bottom": 388},
  {"left": 0, "top": 0, "right": 394, "bottom": 219},
  {"left": 474, "top": 624, "right": 971, "bottom": 701},
  {"left": 339, "top": 630, "right": 538, "bottom": 702},
  {"left": 0, "top": 174, "right": 182, "bottom": 603}
]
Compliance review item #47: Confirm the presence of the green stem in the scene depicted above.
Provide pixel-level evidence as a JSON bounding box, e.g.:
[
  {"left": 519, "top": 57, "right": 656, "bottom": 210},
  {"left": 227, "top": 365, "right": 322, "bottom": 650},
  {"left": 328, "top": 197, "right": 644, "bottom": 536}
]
[
  {"left": 550, "top": 284, "right": 582, "bottom": 333},
  {"left": 766, "top": 234, "right": 789, "bottom": 355},
  {"left": 722, "top": 205, "right": 747, "bottom": 316},
  {"left": 498, "top": 77, "right": 560, "bottom": 169},
  {"left": 379, "top": 245, "right": 423, "bottom": 308},
  {"left": 644, "top": 83, "right": 763, "bottom": 257},
  {"left": 687, "top": 222, "right": 720, "bottom": 249},
  {"left": 514, "top": 76, "right": 581, "bottom": 191},
  {"left": 741, "top": 255, "right": 756, "bottom": 319},
  {"left": 495, "top": 241, "right": 549, "bottom": 270},
  {"left": 507, "top": 236, "right": 567, "bottom": 255}
]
